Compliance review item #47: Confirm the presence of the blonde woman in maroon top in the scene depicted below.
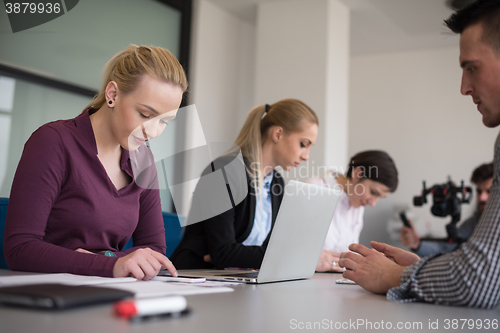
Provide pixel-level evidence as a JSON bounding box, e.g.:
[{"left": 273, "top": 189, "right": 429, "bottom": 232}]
[{"left": 4, "top": 45, "right": 186, "bottom": 279}]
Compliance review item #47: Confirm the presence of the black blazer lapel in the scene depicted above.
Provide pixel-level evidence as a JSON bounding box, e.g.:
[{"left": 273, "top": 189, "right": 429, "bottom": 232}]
[
  {"left": 241, "top": 173, "right": 256, "bottom": 241},
  {"left": 270, "top": 172, "right": 284, "bottom": 226},
  {"left": 262, "top": 172, "right": 284, "bottom": 246}
]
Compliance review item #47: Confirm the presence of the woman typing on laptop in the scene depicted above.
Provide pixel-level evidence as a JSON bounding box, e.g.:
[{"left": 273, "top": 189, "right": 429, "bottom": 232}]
[
  {"left": 171, "top": 99, "right": 319, "bottom": 269},
  {"left": 308, "top": 151, "right": 398, "bottom": 272},
  {"left": 4, "top": 46, "right": 187, "bottom": 279}
]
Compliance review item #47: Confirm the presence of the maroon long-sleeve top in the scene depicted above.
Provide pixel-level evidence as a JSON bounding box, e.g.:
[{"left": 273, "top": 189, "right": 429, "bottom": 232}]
[{"left": 4, "top": 110, "right": 166, "bottom": 277}]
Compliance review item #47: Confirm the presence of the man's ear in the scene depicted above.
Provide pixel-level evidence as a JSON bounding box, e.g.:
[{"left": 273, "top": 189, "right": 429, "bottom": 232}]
[
  {"left": 105, "top": 81, "right": 119, "bottom": 103},
  {"left": 270, "top": 126, "right": 283, "bottom": 143}
]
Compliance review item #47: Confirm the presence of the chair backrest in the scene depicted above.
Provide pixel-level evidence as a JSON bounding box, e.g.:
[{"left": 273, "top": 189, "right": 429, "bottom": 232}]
[
  {"left": 122, "top": 212, "right": 185, "bottom": 258},
  {"left": 0, "top": 198, "right": 9, "bottom": 270}
]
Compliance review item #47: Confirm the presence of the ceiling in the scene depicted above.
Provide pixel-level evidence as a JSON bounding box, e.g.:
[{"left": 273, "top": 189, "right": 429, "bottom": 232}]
[{"left": 208, "top": 0, "right": 461, "bottom": 55}]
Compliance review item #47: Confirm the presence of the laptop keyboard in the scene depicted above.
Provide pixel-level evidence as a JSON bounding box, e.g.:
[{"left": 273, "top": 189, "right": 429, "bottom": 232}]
[{"left": 214, "top": 272, "right": 259, "bottom": 278}]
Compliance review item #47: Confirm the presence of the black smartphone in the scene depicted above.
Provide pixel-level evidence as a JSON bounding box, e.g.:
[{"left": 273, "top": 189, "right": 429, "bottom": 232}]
[{"left": 399, "top": 211, "right": 411, "bottom": 228}]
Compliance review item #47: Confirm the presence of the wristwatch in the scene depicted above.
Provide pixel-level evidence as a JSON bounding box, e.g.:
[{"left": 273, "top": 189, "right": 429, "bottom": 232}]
[{"left": 97, "top": 250, "right": 116, "bottom": 257}]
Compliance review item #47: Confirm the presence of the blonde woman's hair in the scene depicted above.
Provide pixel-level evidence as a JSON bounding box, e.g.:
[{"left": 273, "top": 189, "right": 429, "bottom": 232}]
[
  {"left": 234, "top": 98, "right": 319, "bottom": 191},
  {"left": 85, "top": 45, "right": 188, "bottom": 111}
]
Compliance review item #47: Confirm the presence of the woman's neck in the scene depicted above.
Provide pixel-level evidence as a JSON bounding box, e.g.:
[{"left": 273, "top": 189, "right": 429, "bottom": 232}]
[
  {"left": 335, "top": 175, "right": 352, "bottom": 196},
  {"left": 260, "top": 141, "right": 277, "bottom": 177},
  {"left": 89, "top": 107, "right": 121, "bottom": 156}
]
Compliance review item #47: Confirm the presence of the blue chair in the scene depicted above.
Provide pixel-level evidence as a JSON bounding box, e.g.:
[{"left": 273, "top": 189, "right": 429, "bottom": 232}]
[
  {"left": 123, "top": 211, "right": 185, "bottom": 258},
  {"left": 0, "top": 198, "right": 9, "bottom": 269}
]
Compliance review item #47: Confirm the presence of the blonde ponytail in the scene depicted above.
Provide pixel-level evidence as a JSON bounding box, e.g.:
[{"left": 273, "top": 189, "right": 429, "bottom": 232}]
[{"left": 235, "top": 99, "right": 319, "bottom": 191}]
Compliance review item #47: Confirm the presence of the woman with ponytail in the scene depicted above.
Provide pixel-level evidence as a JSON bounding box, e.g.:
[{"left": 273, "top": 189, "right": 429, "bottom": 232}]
[
  {"left": 4, "top": 45, "right": 187, "bottom": 279},
  {"left": 171, "top": 99, "right": 319, "bottom": 269}
]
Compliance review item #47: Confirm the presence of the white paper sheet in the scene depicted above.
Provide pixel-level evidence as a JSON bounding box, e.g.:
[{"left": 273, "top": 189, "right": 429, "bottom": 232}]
[
  {"left": 0, "top": 273, "right": 136, "bottom": 286},
  {"left": 105, "top": 281, "right": 234, "bottom": 298},
  {"left": 0, "top": 274, "right": 235, "bottom": 298}
]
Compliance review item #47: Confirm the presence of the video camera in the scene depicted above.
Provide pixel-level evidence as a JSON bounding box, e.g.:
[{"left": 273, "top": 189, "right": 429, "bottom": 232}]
[{"left": 413, "top": 177, "right": 473, "bottom": 243}]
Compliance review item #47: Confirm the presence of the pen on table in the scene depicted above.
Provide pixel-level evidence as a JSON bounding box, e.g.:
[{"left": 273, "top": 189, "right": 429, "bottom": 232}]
[{"left": 114, "top": 296, "right": 187, "bottom": 320}]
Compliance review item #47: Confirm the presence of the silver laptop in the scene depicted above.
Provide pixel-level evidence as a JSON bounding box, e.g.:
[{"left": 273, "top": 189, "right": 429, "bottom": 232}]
[{"left": 176, "top": 180, "right": 340, "bottom": 284}]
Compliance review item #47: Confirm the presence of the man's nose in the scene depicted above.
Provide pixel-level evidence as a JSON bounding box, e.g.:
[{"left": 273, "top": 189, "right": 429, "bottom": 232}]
[
  {"left": 460, "top": 74, "right": 473, "bottom": 96},
  {"left": 479, "top": 191, "right": 489, "bottom": 201}
]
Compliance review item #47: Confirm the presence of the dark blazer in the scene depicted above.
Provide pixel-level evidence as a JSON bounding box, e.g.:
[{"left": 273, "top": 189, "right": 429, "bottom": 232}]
[{"left": 171, "top": 153, "right": 284, "bottom": 269}]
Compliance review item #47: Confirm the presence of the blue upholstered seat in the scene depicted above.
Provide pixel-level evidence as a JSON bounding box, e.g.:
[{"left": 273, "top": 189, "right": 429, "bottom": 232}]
[
  {"left": 123, "top": 211, "right": 185, "bottom": 258},
  {"left": 0, "top": 198, "right": 9, "bottom": 269}
]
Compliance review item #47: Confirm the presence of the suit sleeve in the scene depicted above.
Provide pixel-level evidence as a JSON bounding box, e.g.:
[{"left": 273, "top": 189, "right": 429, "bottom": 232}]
[
  {"left": 387, "top": 135, "right": 500, "bottom": 309},
  {"left": 196, "top": 164, "right": 267, "bottom": 269},
  {"left": 203, "top": 198, "right": 267, "bottom": 269}
]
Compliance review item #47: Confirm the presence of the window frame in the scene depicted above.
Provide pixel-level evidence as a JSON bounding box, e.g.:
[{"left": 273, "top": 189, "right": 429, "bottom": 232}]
[
  {"left": 0, "top": 0, "right": 192, "bottom": 101},
  {"left": 0, "top": 0, "right": 192, "bottom": 213}
]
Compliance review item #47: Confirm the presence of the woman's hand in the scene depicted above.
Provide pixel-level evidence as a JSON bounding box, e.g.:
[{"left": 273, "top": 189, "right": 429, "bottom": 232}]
[
  {"left": 316, "top": 250, "right": 344, "bottom": 272},
  {"left": 75, "top": 248, "right": 96, "bottom": 255},
  {"left": 113, "top": 248, "right": 178, "bottom": 280},
  {"left": 400, "top": 219, "right": 421, "bottom": 250}
]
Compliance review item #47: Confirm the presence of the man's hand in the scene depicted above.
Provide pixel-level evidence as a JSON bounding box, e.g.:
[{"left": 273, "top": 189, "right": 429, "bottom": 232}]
[
  {"left": 400, "top": 219, "right": 421, "bottom": 250},
  {"left": 370, "top": 241, "right": 420, "bottom": 266},
  {"left": 113, "top": 248, "right": 177, "bottom": 280},
  {"left": 316, "top": 250, "right": 344, "bottom": 272},
  {"left": 338, "top": 243, "right": 407, "bottom": 294}
]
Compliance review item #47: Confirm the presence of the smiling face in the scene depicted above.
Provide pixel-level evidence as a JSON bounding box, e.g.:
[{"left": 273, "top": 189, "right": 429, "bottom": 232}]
[
  {"left": 108, "top": 75, "right": 184, "bottom": 151},
  {"left": 347, "top": 167, "right": 391, "bottom": 208},
  {"left": 271, "top": 122, "right": 318, "bottom": 171},
  {"left": 460, "top": 22, "right": 500, "bottom": 128}
]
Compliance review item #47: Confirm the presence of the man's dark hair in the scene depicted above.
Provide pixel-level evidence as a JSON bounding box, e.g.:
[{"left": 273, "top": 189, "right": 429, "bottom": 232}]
[
  {"left": 346, "top": 150, "right": 398, "bottom": 192},
  {"left": 471, "top": 162, "right": 494, "bottom": 184},
  {"left": 444, "top": 0, "right": 500, "bottom": 54}
]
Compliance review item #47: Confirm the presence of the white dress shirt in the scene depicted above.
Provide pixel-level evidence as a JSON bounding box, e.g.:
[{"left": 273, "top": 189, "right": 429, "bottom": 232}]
[
  {"left": 307, "top": 172, "right": 365, "bottom": 253},
  {"left": 242, "top": 171, "right": 274, "bottom": 246}
]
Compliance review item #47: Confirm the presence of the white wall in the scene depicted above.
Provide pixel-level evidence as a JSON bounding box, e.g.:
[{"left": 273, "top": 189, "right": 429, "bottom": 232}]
[
  {"left": 188, "top": 1, "right": 495, "bottom": 248},
  {"left": 324, "top": 0, "right": 350, "bottom": 171},
  {"left": 181, "top": 0, "right": 256, "bottom": 215},
  {"left": 255, "top": 0, "right": 349, "bottom": 173},
  {"left": 190, "top": 0, "right": 256, "bottom": 144},
  {"left": 349, "top": 47, "right": 499, "bottom": 246}
]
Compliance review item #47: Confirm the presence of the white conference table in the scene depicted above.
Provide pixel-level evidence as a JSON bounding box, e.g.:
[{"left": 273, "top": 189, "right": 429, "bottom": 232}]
[{"left": 0, "top": 269, "right": 499, "bottom": 333}]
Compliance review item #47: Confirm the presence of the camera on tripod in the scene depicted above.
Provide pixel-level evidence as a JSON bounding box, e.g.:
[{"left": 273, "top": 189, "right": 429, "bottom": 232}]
[{"left": 413, "top": 177, "right": 473, "bottom": 243}]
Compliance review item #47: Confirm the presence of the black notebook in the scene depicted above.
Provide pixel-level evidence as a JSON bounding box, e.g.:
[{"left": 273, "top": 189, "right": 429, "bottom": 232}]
[{"left": 0, "top": 283, "right": 134, "bottom": 309}]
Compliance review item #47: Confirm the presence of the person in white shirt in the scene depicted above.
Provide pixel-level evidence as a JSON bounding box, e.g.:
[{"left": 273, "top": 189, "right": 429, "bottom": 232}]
[{"left": 307, "top": 150, "right": 399, "bottom": 272}]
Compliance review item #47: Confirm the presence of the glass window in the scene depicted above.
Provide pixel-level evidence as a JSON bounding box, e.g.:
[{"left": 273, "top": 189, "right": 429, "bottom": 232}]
[
  {"left": 0, "top": 0, "right": 181, "bottom": 90},
  {"left": 0, "top": 76, "right": 92, "bottom": 197},
  {"left": 0, "top": 0, "right": 185, "bottom": 212}
]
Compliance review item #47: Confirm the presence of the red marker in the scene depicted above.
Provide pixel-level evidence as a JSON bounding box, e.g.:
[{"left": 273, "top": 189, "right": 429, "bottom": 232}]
[{"left": 114, "top": 296, "right": 187, "bottom": 319}]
